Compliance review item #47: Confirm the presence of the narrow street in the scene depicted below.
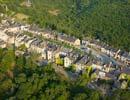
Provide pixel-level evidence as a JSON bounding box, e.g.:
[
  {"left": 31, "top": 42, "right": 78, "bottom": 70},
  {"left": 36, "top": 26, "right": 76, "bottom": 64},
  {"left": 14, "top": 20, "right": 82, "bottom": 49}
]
[{"left": 80, "top": 46, "right": 124, "bottom": 66}]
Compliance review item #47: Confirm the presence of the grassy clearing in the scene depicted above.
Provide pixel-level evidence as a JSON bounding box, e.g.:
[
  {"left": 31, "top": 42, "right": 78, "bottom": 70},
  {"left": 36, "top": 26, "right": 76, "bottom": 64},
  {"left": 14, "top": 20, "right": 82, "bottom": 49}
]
[
  {"left": 14, "top": 13, "right": 29, "bottom": 21},
  {"left": 48, "top": 9, "right": 60, "bottom": 16}
]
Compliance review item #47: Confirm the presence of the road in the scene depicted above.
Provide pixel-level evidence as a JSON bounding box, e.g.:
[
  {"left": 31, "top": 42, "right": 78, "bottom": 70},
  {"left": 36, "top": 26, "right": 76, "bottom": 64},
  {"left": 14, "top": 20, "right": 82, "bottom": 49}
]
[{"left": 80, "top": 46, "right": 123, "bottom": 66}]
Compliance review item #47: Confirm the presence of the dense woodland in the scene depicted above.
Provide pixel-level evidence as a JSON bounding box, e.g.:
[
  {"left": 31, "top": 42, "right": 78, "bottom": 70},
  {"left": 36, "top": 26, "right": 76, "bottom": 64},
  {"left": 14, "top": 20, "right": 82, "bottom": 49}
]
[{"left": 1, "top": 0, "right": 130, "bottom": 51}]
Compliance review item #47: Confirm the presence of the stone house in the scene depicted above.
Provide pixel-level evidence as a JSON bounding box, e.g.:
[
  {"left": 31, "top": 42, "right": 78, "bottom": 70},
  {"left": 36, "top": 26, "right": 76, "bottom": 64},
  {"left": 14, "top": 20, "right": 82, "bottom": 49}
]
[
  {"left": 89, "top": 40, "right": 101, "bottom": 49},
  {"left": 64, "top": 57, "right": 73, "bottom": 68},
  {"left": 75, "top": 55, "right": 89, "bottom": 72},
  {"left": 28, "top": 25, "right": 40, "bottom": 35},
  {"left": 20, "top": 24, "right": 30, "bottom": 31},
  {"left": 95, "top": 70, "right": 116, "bottom": 80},
  {"left": 109, "top": 48, "right": 117, "bottom": 57},
  {"left": 41, "top": 48, "right": 47, "bottom": 59},
  {"left": 121, "top": 52, "right": 128, "bottom": 62},
  {"left": 46, "top": 44, "right": 59, "bottom": 62},
  {"left": 29, "top": 39, "right": 43, "bottom": 53},
  {"left": 15, "top": 34, "right": 28, "bottom": 46},
  {"left": 101, "top": 46, "right": 107, "bottom": 54},
  {"left": 6, "top": 23, "right": 21, "bottom": 33},
  {"left": 81, "top": 39, "right": 90, "bottom": 46},
  {"left": 25, "top": 37, "right": 37, "bottom": 48},
  {"left": 55, "top": 48, "right": 72, "bottom": 59},
  {"left": 41, "top": 30, "right": 55, "bottom": 39},
  {"left": 64, "top": 51, "right": 80, "bottom": 67},
  {"left": 0, "top": 31, "right": 9, "bottom": 42},
  {"left": 91, "top": 63, "right": 104, "bottom": 70},
  {"left": 58, "top": 34, "right": 80, "bottom": 46},
  {"left": 0, "top": 39, "right": 6, "bottom": 48}
]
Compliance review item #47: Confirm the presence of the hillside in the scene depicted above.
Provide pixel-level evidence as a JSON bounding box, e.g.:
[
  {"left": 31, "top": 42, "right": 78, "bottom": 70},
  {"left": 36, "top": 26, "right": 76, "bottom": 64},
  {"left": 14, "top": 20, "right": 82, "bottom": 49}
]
[{"left": 1, "top": 0, "right": 130, "bottom": 51}]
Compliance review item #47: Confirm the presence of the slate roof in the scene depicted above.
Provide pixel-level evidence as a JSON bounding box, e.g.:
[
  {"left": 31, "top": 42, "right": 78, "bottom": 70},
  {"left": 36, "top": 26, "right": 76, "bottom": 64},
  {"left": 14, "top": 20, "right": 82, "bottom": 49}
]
[
  {"left": 5, "top": 31, "right": 18, "bottom": 37},
  {"left": 29, "top": 25, "right": 41, "bottom": 32},
  {"left": 120, "top": 67, "right": 130, "bottom": 75},
  {"left": 110, "top": 48, "right": 118, "bottom": 53},
  {"left": 31, "top": 39, "right": 43, "bottom": 46},
  {"left": 16, "top": 34, "right": 24, "bottom": 38},
  {"left": 20, "top": 35, "right": 28, "bottom": 42},
  {"left": 47, "top": 43, "right": 58, "bottom": 51},
  {"left": 121, "top": 52, "right": 128, "bottom": 57},
  {"left": 66, "top": 51, "right": 81, "bottom": 61},
  {"left": 0, "top": 39, "right": 5, "bottom": 45},
  {"left": 76, "top": 55, "right": 89, "bottom": 65},
  {"left": 22, "top": 36, "right": 31, "bottom": 42},
  {"left": 105, "top": 72, "right": 116, "bottom": 79},
  {"left": 58, "top": 34, "right": 78, "bottom": 43},
  {"left": 127, "top": 55, "right": 130, "bottom": 60},
  {"left": 43, "top": 29, "right": 53, "bottom": 35}
]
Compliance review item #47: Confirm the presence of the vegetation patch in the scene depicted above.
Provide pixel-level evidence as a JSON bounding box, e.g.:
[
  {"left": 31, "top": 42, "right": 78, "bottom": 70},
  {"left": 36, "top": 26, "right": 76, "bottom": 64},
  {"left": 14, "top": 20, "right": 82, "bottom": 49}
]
[
  {"left": 20, "top": 1, "right": 27, "bottom": 7},
  {"left": 14, "top": 13, "right": 29, "bottom": 21},
  {"left": 48, "top": 9, "right": 60, "bottom": 16}
]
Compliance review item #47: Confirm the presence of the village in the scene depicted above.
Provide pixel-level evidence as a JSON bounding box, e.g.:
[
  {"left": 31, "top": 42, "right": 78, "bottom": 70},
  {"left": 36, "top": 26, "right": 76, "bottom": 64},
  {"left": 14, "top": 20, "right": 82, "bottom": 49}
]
[{"left": 0, "top": 14, "right": 130, "bottom": 90}]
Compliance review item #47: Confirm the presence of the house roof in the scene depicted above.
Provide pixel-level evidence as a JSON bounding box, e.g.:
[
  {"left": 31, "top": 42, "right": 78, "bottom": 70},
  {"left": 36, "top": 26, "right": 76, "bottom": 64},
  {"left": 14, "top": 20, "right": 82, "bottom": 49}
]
[
  {"left": 58, "top": 34, "right": 78, "bottom": 43},
  {"left": 76, "top": 55, "right": 89, "bottom": 65},
  {"left": 109, "top": 47, "right": 118, "bottom": 53},
  {"left": 42, "top": 29, "right": 53, "bottom": 35},
  {"left": 0, "top": 27, "right": 6, "bottom": 30},
  {"left": 5, "top": 32, "right": 13, "bottom": 37},
  {"left": 47, "top": 43, "right": 58, "bottom": 51},
  {"left": 66, "top": 51, "right": 80, "bottom": 61},
  {"left": 90, "top": 39, "right": 101, "bottom": 46},
  {"left": 29, "top": 25, "right": 41, "bottom": 32},
  {"left": 20, "top": 35, "right": 28, "bottom": 42},
  {"left": 23, "top": 36, "right": 31, "bottom": 42},
  {"left": 120, "top": 67, "right": 130, "bottom": 75},
  {"left": 60, "top": 47, "right": 72, "bottom": 53},
  {"left": 0, "top": 39, "right": 6, "bottom": 45},
  {"left": 31, "top": 39, "right": 43, "bottom": 46},
  {"left": 127, "top": 55, "right": 130, "bottom": 60},
  {"left": 5, "top": 31, "right": 18, "bottom": 37},
  {"left": 121, "top": 52, "right": 128, "bottom": 57},
  {"left": 105, "top": 72, "right": 116, "bottom": 79},
  {"left": 118, "top": 50, "right": 124, "bottom": 56},
  {"left": 24, "top": 37, "right": 33, "bottom": 43},
  {"left": 38, "top": 42, "right": 46, "bottom": 48}
]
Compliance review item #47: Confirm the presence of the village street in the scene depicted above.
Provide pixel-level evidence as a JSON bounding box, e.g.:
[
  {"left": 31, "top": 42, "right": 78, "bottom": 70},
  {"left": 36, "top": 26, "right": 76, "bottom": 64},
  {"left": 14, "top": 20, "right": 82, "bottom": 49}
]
[
  {"left": 0, "top": 24, "right": 126, "bottom": 68},
  {"left": 80, "top": 46, "right": 124, "bottom": 66}
]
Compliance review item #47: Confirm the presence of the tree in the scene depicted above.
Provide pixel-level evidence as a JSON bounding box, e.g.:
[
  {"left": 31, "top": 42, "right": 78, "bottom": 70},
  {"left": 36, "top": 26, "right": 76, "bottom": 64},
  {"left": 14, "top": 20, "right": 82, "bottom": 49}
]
[
  {"left": 77, "top": 66, "right": 93, "bottom": 86},
  {"left": 15, "top": 73, "right": 26, "bottom": 84},
  {"left": 0, "top": 49, "right": 15, "bottom": 73},
  {"left": 56, "top": 57, "right": 64, "bottom": 66},
  {"left": 0, "top": 79, "right": 13, "bottom": 98},
  {"left": 18, "top": 44, "right": 27, "bottom": 51},
  {"left": 73, "top": 93, "right": 87, "bottom": 100},
  {"left": 108, "top": 90, "right": 130, "bottom": 100}
]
